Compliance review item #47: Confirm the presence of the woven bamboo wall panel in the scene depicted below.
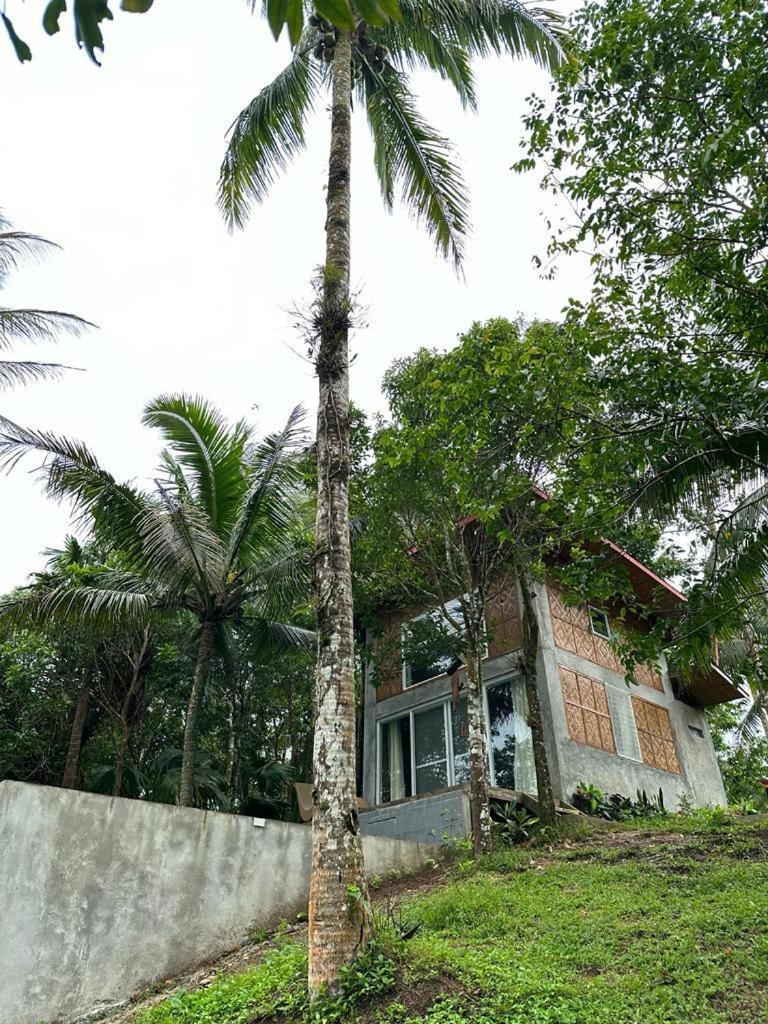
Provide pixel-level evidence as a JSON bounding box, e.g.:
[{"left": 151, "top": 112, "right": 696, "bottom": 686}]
[
  {"left": 560, "top": 666, "right": 617, "bottom": 754},
  {"left": 548, "top": 586, "right": 663, "bottom": 691},
  {"left": 631, "top": 696, "right": 681, "bottom": 773},
  {"left": 487, "top": 575, "right": 522, "bottom": 658},
  {"left": 374, "top": 610, "right": 407, "bottom": 702}
]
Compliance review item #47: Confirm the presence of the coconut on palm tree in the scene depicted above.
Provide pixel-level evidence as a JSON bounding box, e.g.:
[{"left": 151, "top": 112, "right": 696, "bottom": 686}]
[
  {"left": 218, "top": 0, "right": 565, "bottom": 990},
  {"left": 0, "top": 213, "right": 91, "bottom": 417},
  {"left": 0, "top": 395, "right": 314, "bottom": 807}
]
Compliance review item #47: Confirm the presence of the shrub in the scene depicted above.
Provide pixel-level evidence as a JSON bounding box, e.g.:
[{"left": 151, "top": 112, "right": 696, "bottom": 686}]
[{"left": 572, "top": 782, "right": 667, "bottom": 821}]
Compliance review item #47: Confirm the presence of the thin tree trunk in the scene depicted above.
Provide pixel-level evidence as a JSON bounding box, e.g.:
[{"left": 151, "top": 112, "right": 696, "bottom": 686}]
[
  {"left": 179, "top": 620, "right": 216, "bottom": 808},
  {"left": 308, "top": 27, "right": 372, "bottom": 996},
  {"left": 518, "top": 575, "right": 557, "bottom": 827},
  {"left": 114, "top": 629, "right": 150, "bottom": 798},
  {"left": 62, "top": 684, "right": 89, "bottom": 789},
  {"left": 226, "top": 700, "right": 238, "bottom": 807},
  {"left": 465, "top": 645, "right": 492, "bottom": 855}
]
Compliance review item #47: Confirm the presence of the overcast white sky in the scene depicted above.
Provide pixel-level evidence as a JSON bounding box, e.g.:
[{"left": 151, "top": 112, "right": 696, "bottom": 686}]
[{"left": 0, "top": 0, "right": 587, "bottom": 592}]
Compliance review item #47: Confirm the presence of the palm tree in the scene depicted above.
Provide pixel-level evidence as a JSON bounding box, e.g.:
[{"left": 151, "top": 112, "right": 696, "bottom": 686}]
[
  {"left": 219, "top": 1, "right": 565, "bottom": 990},
  {"left": 635, "top": 418, "right": 768, "bottom": 665},
  {"left": 0, "top": 395, "right": 314, "bottom": 806},
  {"left": 0, "top": 213, "right": 91, "bottom": 417}
]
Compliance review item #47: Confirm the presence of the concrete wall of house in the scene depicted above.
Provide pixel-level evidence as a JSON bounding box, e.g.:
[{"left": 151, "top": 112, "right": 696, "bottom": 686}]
[
  {"left": 535, "top": 585, "right": 727, "bottom": 810},
  {"left": 360, "top": 788, "right": 471, "bottom": 845},
  {"left": 0, "top": 781, "right": 433, "bottom": 1024}
]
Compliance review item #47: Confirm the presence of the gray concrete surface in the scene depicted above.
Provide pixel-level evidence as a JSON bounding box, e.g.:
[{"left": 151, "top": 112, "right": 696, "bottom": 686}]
[
  {"left": 360, "top": 787, "right": 471, "bottom": 845},
  {"left": 0, "top": 781, "right": 432, "bottom": 1024}
]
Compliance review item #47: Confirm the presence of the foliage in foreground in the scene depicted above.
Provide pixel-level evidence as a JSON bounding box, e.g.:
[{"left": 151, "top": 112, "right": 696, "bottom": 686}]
[{"left": 135, "top": 816, "right": 768, "bottom": 1024}]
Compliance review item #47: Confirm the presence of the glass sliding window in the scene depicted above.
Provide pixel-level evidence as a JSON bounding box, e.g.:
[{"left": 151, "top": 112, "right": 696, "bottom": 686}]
[
  {"left": 414, "top": 704, "right": 449, "bottom": 794},
  {"left": 451, "top": 697, "right": 470, "bottom": 784},
  {"left": 380, "top": 715, "right": 412, "bottom": 802},
  {"left": 487, "top": 680, "right": 516, "bottom": 789},
  {"left": 402, "top": 598, "right": 464, "bottom": 687}
]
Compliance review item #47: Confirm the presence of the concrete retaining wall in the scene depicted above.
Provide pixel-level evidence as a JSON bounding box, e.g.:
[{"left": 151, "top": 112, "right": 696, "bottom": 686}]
[
  {"left": 360, "top": 787, "right": 471, "bottom": 845},
  {"left": 0, "top": 781, "right": 432, "bottom": 1024}
]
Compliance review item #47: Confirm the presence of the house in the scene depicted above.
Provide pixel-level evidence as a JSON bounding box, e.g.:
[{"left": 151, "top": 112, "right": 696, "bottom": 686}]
[{"left": 359, "top": 548, "right": 745, "bottom": 845}]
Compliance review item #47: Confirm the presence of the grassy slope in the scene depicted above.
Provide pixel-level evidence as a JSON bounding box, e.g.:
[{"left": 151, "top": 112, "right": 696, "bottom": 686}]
[{"left": 134, "top": 814, "right": 768, "bottom": 1024}]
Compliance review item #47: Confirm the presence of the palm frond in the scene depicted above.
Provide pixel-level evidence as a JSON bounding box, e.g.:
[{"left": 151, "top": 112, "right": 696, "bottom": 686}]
[
  {"left": 240, "top": 543, "right": 313, "bottom": 619},
  {"left": 0, "top": 571, "right": 151, "bottom": 632},
  {"left": 143, "top": 394, "right": 249, "bottom": 532},
  {"left": 218, "top": 38, "right": 322, "bottom": 229},
  {"left": 380, "top": 18, "right": 477, "bottom": 110},
  {"left": 734, "top": 695, "right": 767, "bottom": 746},
  {"left": 396, "top": 0, "right": 566, "bottom": 70},
  {"left": 241, "top": 616, "right": 317, "bottom": 655},
  {"left": 0, "top": 307, "right": 93, "bottom": 348},
  {"left": 0, "top": 359, "right": 73, "bottom": 390},
  {"left": 0, "top": 227, "right": 61, "bottom": 281},
  {"left": 637, "top": 423, "right": 768, "bottom": 512},
  {"left": 0, "top": 421, "right": 151, "bottom": 559},
  {"left": 363, "top": 64, "right": 469, "bottom": 268},
  {"left": 139, "top": 491, "right": 228, "bottom": 606},
  {"left": 226, "top": 405, "right": 307, "bottom": 570}
]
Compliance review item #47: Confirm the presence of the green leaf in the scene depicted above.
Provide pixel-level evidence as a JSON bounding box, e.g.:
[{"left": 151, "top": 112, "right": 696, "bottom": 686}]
[
  {"left": 285, "top": 0, "right": 303, "bottom": 45},
  {"left": 315, "top": 0, "right": 355, "bottom": 31},
  {"left": 2, "top": 14, "right": 32, "bottom": 62},
  {"left": 120, "top": 0, "right": 154, "bottom": 11},
  {"left": 43, "top": 0, "right": 68, "bottom": 36},
  {"left": 266, "top": 0, "right": 290, "bottom": 40},
  {"left": 73, "top": 0, "right": 114, "bottom": 65},
  {"left": 356, "top": 0, "right": 401, "bottom": 25}
]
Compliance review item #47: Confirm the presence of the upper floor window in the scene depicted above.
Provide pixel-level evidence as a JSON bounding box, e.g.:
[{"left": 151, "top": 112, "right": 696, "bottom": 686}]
[
  {"left": 401, "top": 597, "right": 466, "bottom": 688},
  {"left": 588, "top": 605, "right": 611, "bottom": 639}
]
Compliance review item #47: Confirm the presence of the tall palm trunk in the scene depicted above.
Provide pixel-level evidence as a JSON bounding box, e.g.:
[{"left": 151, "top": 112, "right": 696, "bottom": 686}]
[
  {"left": 179, "top": 620, "right": 216, "bottom": 808},
  {"left": 465, "top": 645, "right": 492, "bottom": 855},
  {"left": 62, "top": 684, "right": 89, "bottom": 789},
  {"left": 308, "top": 27, "right": 372, "bottom": 996},
  {"left": 518, "top": 575, "right": 557, "bottom": 826}
]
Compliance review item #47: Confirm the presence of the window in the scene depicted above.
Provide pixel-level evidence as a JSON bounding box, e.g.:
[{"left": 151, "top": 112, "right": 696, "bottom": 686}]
[
  {"left": 380, "top": 716, "right": 412, "bottom": 802},
  {"left": 632, "top": 697, "right": 681, "bottom": 773},
  {"left": 688, "top": 724, "right": 705, "bottom": 739},
  {"left": 588, "top": 605, "right": 611, "bottom": 639},
  {"left": 401, "top": 599, "right": 463, "bottom": 687},
  {"left": 451, "top": 697, "right": 470, "bottom": 784},
  {"left": 486, "top": 680, "right": 517, "bottom": 788},
  {"left": 414, "top": 704, "right": 449, "bottom": 793},
  {"left": 606, "top": 687, "right": 643, "bottom": 761},
  {"left": 376, "top": 677, "right": 532, "bottom": 803},
  {"left": 560, "top": 667, "right": 617, "bottom": 754},
  {"left": 401, "top": 597, "right": 486, "bottom": 687}
]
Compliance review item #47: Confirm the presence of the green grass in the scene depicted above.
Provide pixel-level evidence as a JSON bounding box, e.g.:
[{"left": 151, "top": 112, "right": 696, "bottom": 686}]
[{"left": 134, "top": 815, "right": 768, "bottom": 1024}]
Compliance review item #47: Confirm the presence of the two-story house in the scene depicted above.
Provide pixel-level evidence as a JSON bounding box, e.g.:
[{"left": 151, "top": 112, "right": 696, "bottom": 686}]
[{"left": 359, "top": 545, "right": 745, "bottom": 844}]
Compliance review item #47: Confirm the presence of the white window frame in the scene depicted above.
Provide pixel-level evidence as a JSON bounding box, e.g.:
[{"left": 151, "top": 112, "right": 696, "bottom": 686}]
[
  {"left": 376, "top": 677, "right": 515, "bottom": 804},
  {"left": 401, "top": 596, "right": 488, "bottom": 689},
  {"left": 587, "top": 605, "right": 611, "bottom": 639}
]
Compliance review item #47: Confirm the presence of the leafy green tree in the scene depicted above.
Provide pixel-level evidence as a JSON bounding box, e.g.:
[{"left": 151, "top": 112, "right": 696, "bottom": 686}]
[
  {"left": 518, "top": 0, "right": 767, "bottom": 364},
  {"left": 0, "top": 628, "right": 71, "bottom": 784},
  {"left": 219, "top": 2, "right": 565, "bottom": 990},
  {"left": 359, "top": 319, "right": 673, "bottom": 842},
  {"left": 517, "top": 0, "right": 768, "bottom": 636},
  {"left": 0, "top": 214, "right": 90, "bottom": 419},
  {"left": 0, "top": 396, "right": 313, "bottom": 806}
]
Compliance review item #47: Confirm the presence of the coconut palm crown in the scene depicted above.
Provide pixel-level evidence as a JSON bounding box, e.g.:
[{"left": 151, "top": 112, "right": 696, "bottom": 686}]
[
  {"left": 220, "top": 0, "right": 566, "bottom": 266},
  {"left": 0, "top": 396, "right": 314, "bottom": 805}
]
